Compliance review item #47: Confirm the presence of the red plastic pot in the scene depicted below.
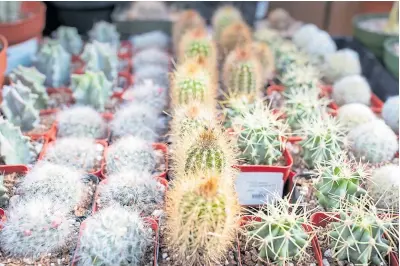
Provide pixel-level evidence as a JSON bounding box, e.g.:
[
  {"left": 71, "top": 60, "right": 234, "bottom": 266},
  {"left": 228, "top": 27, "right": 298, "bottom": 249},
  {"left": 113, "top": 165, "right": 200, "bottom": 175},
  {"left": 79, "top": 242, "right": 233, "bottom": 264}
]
[
  {"left": 25, "top": 109, "right": 59, "bottom": 141},
  {"left": 0, "top": 35, "right": 7, "bottom": 88},
  {"left": 0, "top": 165, "right": 29, "bottom": 210},
  {"left": 237, "top": 215, "right": 323, "bottom": 266},
  {"left": 71, "top": 217, "right": 159, "bottom": 266},
  {"left": 0, "top": 208, "right": 5, "bottom": 230},
  {"left": 0, "top": 2, "right": 46, "bottom": 46},
  {"left": 311, "top": 212, "right": 399, "bottom": 266}
]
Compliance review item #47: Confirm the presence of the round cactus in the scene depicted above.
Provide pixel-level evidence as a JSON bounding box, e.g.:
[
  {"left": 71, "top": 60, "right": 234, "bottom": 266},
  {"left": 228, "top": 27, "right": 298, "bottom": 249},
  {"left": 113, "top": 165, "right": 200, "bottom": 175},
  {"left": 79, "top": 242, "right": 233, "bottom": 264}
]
[
  {"left": 252, "top": 41, "right": 275, "bottom": 83},
  {"left": 275, "top": 49, "right": 310, "bottom": 76},
  {"left": 0, "top": 175, "right": 9, "bottom": 208},
  {"left": 332, "top": 75, "right": 371, "bottom": 106},
  {"left": 279, "top": 64, "right": 320, "bottom": 93},
  {"left": 322, "top": 48, "right": 361, "bottom": 83},
  {"left": 369, "top": 164, "right": 400, "bottom": 211},
  {"left": 219, "top": 21, "right": 252, "bottom": 55},
  {"left": 292, "top": 24, "right": 320, "bottom": 49},
  {"left": 382, "top": 95, "right": 399, "bottom": 134},
  {"left": 133, "top": 48, "right": 170, "bottom": 72},
  {"left": 135, "top": 64, "right": 169, "bottom": 89},
  {"left": 212, "top": 5, "right": 243, "bottom": 42},
  {"left": 131, "top": 31, "right": 170, "bottom": 52},
  {"left": 337, "top": 103, "right": 376, "bottom": 130},
  {"left": 347, "top": 120, "right": 398, "bottom": 164}
]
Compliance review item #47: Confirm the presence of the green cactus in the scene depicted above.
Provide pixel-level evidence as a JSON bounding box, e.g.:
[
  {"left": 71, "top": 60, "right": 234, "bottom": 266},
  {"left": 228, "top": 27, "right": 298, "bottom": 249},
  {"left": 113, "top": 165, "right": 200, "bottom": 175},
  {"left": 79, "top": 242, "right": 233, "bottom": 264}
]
[
  {"left": 184, "top": 39, "right": 212, "bottom": 58},
  {"left": 178, "top": 79, "right": 207, "bottom": 104},
  {"left": 279, "top": 64, "right": 320, "bottom": 93},
  {"left": 275, "top": 50, "right": 310, "bottom": 76},
  {"left": 220, "top": 93, "right": 255, "bottom": 128},
  {"left": 0, "top": 175, "right": 9, "bottom": 208},
  {"left": 0, "top": 1, "right": 21, "bottom": 23}
]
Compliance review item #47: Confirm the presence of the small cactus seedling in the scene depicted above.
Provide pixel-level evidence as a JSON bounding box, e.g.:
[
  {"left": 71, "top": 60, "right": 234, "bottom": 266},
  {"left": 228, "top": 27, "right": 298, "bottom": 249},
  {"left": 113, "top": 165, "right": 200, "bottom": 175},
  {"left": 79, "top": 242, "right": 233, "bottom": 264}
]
[
  {"left": 106, "top": 136, "right": 156, "bottom": 175},
  {"left": 9, "top": 65, "right": 49, "bottom": 110},
  {"left": 133, "top": 48, "right": 170, "bottom": 72},
  {"left": 212, "top": 5, "right": 243, "bottom": 42},
  {"left": 332, "top": 75, "right": 371, "bottom": 106},
  {"left": 135, "top": 64, "right": 169, "bottom": 89},
  {"left": 322, "top": 48, "right": 361, "bottom": 83},
  {"left": 382, "top": 95, "right": 399, "bottom": 134},
  {"left": 313, "top": 152, "right": 368, "bottom": 210},
  {"left": 97, "top": 170, "right": 165, "bottom": 215},
  {"left": 131, "top": 30, "right": 170, "bottom": 52},
  {"left": 347, "top": 120, "right": 398, "bottom": 164},
  {"left": 252, "top": 41, "right": 275, "bottom": 83},
  {"left": 0, "top": 1, "right": 21, "bottom": 23},
  {"left": 279, "top": 64, "right": 320, "bottom": 93},
  {"left": 1, "top": 81, "right": 40, "bottom": 132},
  {"left": 53, "top": 26, "right": 83, "bottom": 55},
  {"left": 337, "top": 103, "right": 376, "bottom": 130},
  {"left": 172, "top": 9, "right": 206, "bottom": 51},
  {"left": 0, "top": 175, "right": 9, "bottom": 208},
  {"left": 57, "top": 106, "right": 107, "bottom": 139},
  {"left": 75, "top": 205, "right": 152, "bottom": 266},
  {"left": 220, "top": 21, "right": 252, "bottom": 55},
  {"left": 34, "top": 39, "right": 71, "bottom": 87},
  {"left": 166, "top": 173, "right": 240, "bottom": 265},
  {"left": 0, "top": 197, "right": 78, "bottom": 257},
  {"left": 369, "top": 164, "right": 400, "bottom": 211},
  {"left": 71, "top": 71, "right": 113, "bottom": 112},
  {"left": 88, "top": 21, "right": 120, "bottom": 47}
]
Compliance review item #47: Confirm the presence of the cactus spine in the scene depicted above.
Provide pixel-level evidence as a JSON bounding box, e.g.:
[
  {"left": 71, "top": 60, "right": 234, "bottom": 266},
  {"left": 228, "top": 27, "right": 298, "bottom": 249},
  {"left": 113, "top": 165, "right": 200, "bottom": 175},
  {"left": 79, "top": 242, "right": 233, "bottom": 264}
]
[
  {"left": 369, "top": 164, "right": 400, "bottom": 211},
  {"left": 172, "top": 10, "right": 206, "bottom": 52}
]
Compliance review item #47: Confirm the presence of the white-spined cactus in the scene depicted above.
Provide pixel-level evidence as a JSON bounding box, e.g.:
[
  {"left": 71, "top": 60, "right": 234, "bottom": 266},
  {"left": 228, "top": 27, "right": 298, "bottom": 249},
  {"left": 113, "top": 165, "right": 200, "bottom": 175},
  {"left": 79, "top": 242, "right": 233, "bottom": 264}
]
[
  {"left": 132, "top": 48, "right": 170, "bottom": 72},
  {"left": 332, "top": 75, "right": 371, "bottom": 106},
  {"left": 135, "top": 64, "right": 169, "bottom": 89},
  {"left": 337, "top": 103, "right": 376, "bottom": 130},
  {"left": 382, "top": 95, "right": 399, "bottom": 134},
  {"left": 292, "top": 24, "right": 320, "bottom": 50},
  {"left": 212, "top": 5, "right": 243, "bottom": 42},
  {"left": 88, "top": 21, "right": 120, "bottom": 47},
  {"left": 0, "top": 175, "right": 8, "bottom": 208},
  {"left": 0, "top": 1, "right": 21, "bottom": 23},
  {"left": 369, "top": 164, "right": 400, "bottom": 211},
  {"left": 322, "top": 48, "right": 362, "bottom": 83},
  {"left": 279, "top": 64, "right": 320, "bottom": 93},
  {"left": 130, "top": 31, "right": 170, "bottom": 52},
  {"left": 53, "top": 26, "right": 84, "bottom": 55},
  {"left": 348, "top": 120, "right": 398, "bottom": 164}
]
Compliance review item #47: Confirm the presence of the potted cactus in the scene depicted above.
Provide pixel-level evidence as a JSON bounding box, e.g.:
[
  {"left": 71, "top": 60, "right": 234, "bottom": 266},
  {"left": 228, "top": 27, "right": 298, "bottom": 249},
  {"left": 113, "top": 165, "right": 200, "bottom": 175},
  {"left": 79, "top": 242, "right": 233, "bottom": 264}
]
[{"left": 0, "top": 165, "right": 28, "bottom": 210}]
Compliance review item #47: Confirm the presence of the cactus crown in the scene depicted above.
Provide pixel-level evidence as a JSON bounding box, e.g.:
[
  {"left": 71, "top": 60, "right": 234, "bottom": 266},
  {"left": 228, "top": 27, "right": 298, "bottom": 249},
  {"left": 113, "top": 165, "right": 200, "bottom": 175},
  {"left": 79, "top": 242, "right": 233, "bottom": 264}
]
[
  {"left": 133, "top": 48, "right": 170, "bottom": 72},
  {"left": 88, "top": 21, "right": 120, "bottom": 47},
  {"left": 1, "top": 81, "right": 40, "bottom": 132},
  {"left": 279, "top": 64, "right": 320, "bottom": 92},
  {"left": 219, "top": 92, "right": 256, "bottom": 128},
  {"left": 54, "top": 26, "right": 83, "bottom": 55},
  {"left": 0, "top": 1, "right": 21, "bottom": 23},
  {"left": 131, "top": 30, "right": 170, "bottom": 51},
  {"left": 337, "top": 103, "right": 377, "bottom": 130},
  {"left": 212, "top": 5, "right": 243, "bottom": 40},
  {"left": 220, "top": 21, "right": 252, "bottom": 55},
  {"left": 71, "top": 71, "right": 113, "bottom": 112}
]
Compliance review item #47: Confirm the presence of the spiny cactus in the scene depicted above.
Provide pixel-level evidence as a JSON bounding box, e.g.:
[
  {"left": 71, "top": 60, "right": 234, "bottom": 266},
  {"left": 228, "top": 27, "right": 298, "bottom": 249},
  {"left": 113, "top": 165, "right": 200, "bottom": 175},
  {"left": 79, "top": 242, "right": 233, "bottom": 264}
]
[
  {"left": 9, "top": 65, "right": 49, "bottom": 110},
  {"left": 80, "top": 41, "right": 118, "bottom": 82},
  {"left": 382, "top": 95, "right": 399, "bottom": 134},
  {"left": 88, "top": 21, "right": 120, "bottom": 47},
  {"left": 42, "top": 138, "right": 103, "bottom": 173},
  {"left": 130, "top": 30, "right": 170, "bottom": 51},
  {"left": 0, "top": 118, "right": 33, "bottom": 165},
  {"left": 135, "top": 64, "right": 169, "bottom": 89},
  {"left": 322, "top": 48, "right": 362, "bottom": 83},
  {"left": 132, "top": 48, "right": 170, "bottom": 72},
  {"left": 332, "top": 75, "right": 371, "bottom": 106},
  {"left": 0, "top": 197, "right": 78, "bottom": 257},
  {"left": 233, "top": 101, "right": 288, "bottom": 165},
  {"left": 292, "top": 24, "right": 320, "bottom": 49},
  {"left": 220, "top": 21, "right": 252, "bottom": 55},
  {"left": 57, "top": 106, "right": 107, "bottom": 139},
  {"left": 53, "top": 26, "right": 84, "bottom": 55},
  {"left": 106, "top": 136, "right": 156, "bottom": 175},
  {"left": 220, "top": 92, "right": 256, "bottom": 128},
  {"left": 212, "top": 5, "right": 243, "bottom": 42},
  {"left": 172, "top": 9, "right": 206, "bottom": 50},
  {"left": 279, "top": 64, "right": 320, "bottom": 93},
  {"left": 245, "top": 196, "right": 314, "bottom": 266},
  {"left": 166, "top": 174, "right": 240, "bottom": 265},
  {"left": 74, "top": 205, "right": 152, "bottom": 266},
  {"left": 71, "top": 71, "right": 113, "bottom": 112},
  {"left": 0, "top": 175, "right": 9, "bottom": 208},
  {"left": 0, "top": 1, "right": 21, "bottom": 23},
  {"left": 313, "top": 152, "right": 368, "bottom": 210},
  {"left": 97, "top": 170, "right": 165, "bottom": 215},
  {"left": 337, "top": 103, "right": 377, "bottom": 130},
  {"left": 223, "top": 46, "right": 262, "bottom": 96},
  {"left": 110, "top": 103, "right": 159, "bottom": 142},
  {"left": 1, "top": 81, "right": 40, "bottom": 132},
  {"left": 253, "top": 28, "right": 283, "bottom": 50},
  {"left": 252, "top": 41, "right": 275, "bottom": 83},
  {"left": 268, "top": 8, "right": 294, "bottom": 31},
  {"left": 275, "top": 49, "right": 310, "bottom": 76},
  {"left": 369, "top": 164, "right": 400, "bottom": 211},
  {"left": 299, "top": 114, "right": 347, "bottom": 168},
  {"left": 347, "top": 120, "right": 398, "bottom": 164},
  {"left": 34, "top": 39, "right": 71, "bottom": 87}
]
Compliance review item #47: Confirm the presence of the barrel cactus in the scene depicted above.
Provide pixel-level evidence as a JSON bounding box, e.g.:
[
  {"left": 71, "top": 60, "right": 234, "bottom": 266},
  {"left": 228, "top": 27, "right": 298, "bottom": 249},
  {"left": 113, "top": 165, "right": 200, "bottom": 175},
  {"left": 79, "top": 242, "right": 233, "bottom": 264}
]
[
  {"left": 53, "top": 26, "right": 84, "bottom": 55},
  {"left": 0, "top": 175, "right": 8, "bottom": 208},
  {"left": 132, "top": 48, "right": 170, "bottom": 72},
  {"left": 88, "top": 21, "right": 120, "bottom": 47},
  {"left": 172, "top": 9, "right": 206, "bottom": 51},
  {"left": 337, "top": 103, "right": 376, "bottom": 130},
  {"left": 220, "top": 21, "right": 252, "bottom": 55},
  {"left": 0, "top": 1, "right": 21, "bottom": 23},
  {"left": 279, "top": 64, "right": 320, "bottom": 93},
  {"left": 369, "top": 164, "right": 400, "bottom": 211},
  {"left": 322, "top": 48, "right": 361, "bottom": 83},
  {"left": 382, "top": 95, "right": 399, "bottom": 134},
  {"left": 212, "top": 5, "right": 243, "bottom": 42},
  {"left": 332, "top": 75, "right": 371, "bottom": 106},
  {"left": 179, "top": 27, "right": 217, "bottom": 65},
  {"left": 252, "top": 41, "right": 275, "bottom": 83}
]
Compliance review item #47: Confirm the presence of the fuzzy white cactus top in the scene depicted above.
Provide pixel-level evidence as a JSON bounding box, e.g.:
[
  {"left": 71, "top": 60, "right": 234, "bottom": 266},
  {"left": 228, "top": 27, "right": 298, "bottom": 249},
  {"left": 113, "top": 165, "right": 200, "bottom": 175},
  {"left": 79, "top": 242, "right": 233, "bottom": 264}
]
[
  {"left": 323, "top": 48, "right": 362, "bottom": 83},
  {"left": 332, "top": 75, "right": 371, "bottom": 106}
]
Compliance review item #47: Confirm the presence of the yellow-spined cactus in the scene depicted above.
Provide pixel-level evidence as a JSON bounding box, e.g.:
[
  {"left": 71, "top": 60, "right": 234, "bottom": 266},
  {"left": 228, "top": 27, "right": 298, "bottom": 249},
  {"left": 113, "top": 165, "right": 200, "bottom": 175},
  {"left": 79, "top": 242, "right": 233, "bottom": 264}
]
[
  {"left": 219, "top": 21, "right": 252, "bottom": 56},
  {"left": 252, "top": 41, "right": 275, "bottom": 83},
  {"left": 212, "top": 5, "right": 243, "bottom": 42}
]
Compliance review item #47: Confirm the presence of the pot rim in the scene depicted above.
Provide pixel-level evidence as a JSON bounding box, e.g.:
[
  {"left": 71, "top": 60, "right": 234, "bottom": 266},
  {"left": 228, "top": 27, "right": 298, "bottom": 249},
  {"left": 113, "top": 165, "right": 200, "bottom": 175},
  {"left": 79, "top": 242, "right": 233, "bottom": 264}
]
[
  {"left": 0, "top": 1, "right": 46, "bottom": 28},
  {"left": 352, "top": 13, "right": 398, "bottom": 38}
]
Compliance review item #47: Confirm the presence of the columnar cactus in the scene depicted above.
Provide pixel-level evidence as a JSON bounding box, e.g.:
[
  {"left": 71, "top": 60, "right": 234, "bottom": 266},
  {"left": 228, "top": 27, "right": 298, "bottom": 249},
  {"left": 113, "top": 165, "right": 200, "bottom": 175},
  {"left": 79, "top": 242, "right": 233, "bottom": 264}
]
[
  {"left": 57, "top": 106, "right": 107, "bottom": 139},
  {"left": 131, "top": 31, "right": 170, "bottom": 51},
  {"left": 9, "top": 65, "right": 49, "bottom": 109},
  {"left": 88, "top": 21, "right": 120, "bottom": 47},
  {"left": 0, "top": 118, "right": 33, "bottom": 165},
  {"left": 332, "top": 75, "right": 371, "bottom": 106},
  {"left": 279, "top": 64, "right": 320, "bottom": 93},
  {"left": 172, "top": 9, "right": 206, "bottom": 50},
  {"left": 133, "top": 48, "right": 170, "bottom": 72},
  {"left": 127, "top": 1, "right": 169, "bottom": 20},
  {"left": 135, "top": 64, "right": 169, "bottom": 89},
  {"left": 337, "top": 103, "right": 376, "bottom": 130},
  {"left": 1, "top": 81, "right": 40, "bottom": 132},
  {"left": 0, "top": 197, "right": 78, "bottom": 257},
  {"left": 34, "top": 40, "right": 71, "bottom": 87},
  {"left": 322, "top": 48, "right": 362, "bottom": 83},
  {"left": 382, "top": 95, "right": 399, "bottom": 134},
  {"left": 220, "top": 21, "right": 252, "bottom": 55},
  {"left": 53, "top": 26, "right": 84, "bottom": 55},
  {"left": 0, "top": 175, "right": 9, "bottom": 208},
  {"left": 253, "top": 28, "right": 283, "bottom": 50},
  {"left": 106, "top": 136, "right": 156, "bottom": 175},
  {"left": 252, "top": 41, "right": 275, "bottom": 83},
  {"left": 369, "top": 164, "right": 400, "bottom": 211},
  {"left": 347, "top": 120, "right": 398, "bottom": 164},
  {"left": 166, "top": 174, "right": 240, "bottom": 265},
  {"left": 75, "top": 205, "right": 152, "bottom": 266},
  {"left": 71, "top": 71, "right": 113, "bottom": 111},
  {"left": 212, "top": 5, "right": 243, "bottom": 42},
  {"left": 0, "top": 1, "right": 21, "bottom": 23}
]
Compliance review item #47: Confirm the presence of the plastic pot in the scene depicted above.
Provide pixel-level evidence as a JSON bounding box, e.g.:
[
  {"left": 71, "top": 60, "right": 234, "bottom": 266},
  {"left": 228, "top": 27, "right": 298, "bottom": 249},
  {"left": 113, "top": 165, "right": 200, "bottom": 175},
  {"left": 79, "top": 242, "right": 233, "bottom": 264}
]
[
  {"left": 25, "top": 109, "right": 59, "bottom": 141},
  {"left": 0, "top": 165, "right": 29, "bottom": 210},
  {"left": 353, "top": 13, "right": 398, "bottom": 59},
  {"left": 0, "top": 208, "right": 5, "bottom": 230},
  {"left": 384, "top": 37, "right": 399, "bottom": 79},
  {"left": 0, "top": 35, "right": 7, "bottom": 88}
]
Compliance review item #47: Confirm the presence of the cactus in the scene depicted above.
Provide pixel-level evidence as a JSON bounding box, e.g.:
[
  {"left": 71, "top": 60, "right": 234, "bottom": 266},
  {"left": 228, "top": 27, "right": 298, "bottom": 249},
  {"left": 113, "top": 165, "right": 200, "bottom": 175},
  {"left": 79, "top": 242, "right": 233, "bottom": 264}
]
[
  {"left": 220, "top": 21, "right": 252, "bottom": 55},
  {"left": 106, "top": 136, "right": 156, "bottom": 175},
  {"left": 166, "top": 173, "right": 240, "bottom": 265},
  {"left": 53, "top": 26, "right": 84, "bottom": 55},
  {"left": 369, "top": 164, "right": 400, "bottom": 211},
  {"left": 292, "top": 24, "right": 320, "bottom": 49},
  {"left": 0, "top": 1, "right": 21, "bottom": 23},
  {"left": 127, "top": 1, "right": 169, "bottom": 20},
  {"left": 332, "top": 75, "right": 371, "bottom": 106},
  {"left": 337, "top": 103, "right": 376, "bottom": 130},
  {"left": 279, "top": 64, "right": 320, "bottom": 93},
  {"left": 0, "top": 197, "right": 78, "bottom": 257},
  {"left": 299, "top": 114, "right": 346, "bottom": 168},
  {"left": 268, "top": 8, "right": 294, "bottom": 31},
  {"left": 80, "top": 41, "right": 118, "bottom": 82},
  {"left": 71, "top": 71, "right": 113, "bottom": 112},
  {"left": 57, "top": 106, "right": 107, "bottom": 139},
  {"left": 252, "top": 41, "right": 275, "bottom": 83},
  {"left": 75, "top": 205, "right": 151, "bottom": 266},
  {"left": 110, "top": 103, "right": 159, "bottom": 142},
  {"left": 97, "top": 170, "right": 165, "bottom": 215},
  {"left": 223, "top": 46, "right": 262, "bottom": 96},
  {"left": 42, "top": 138, "right": 103, "bottom": 173},
  {"left": 245, "top": 196, "right": 314, "bottom": 266},
  {"left": 172, "top": 9, "right": 206, "bottom": 50},
  {"left": 313, "top": 152, "right": 368, "bottom": 210},
  {"left": 347, "top": 120, "right": 398, "bottom": 164},
  {"left": 9, "top": 66, "right": 49, "bottom": 110},
  {"left": 253, "top": 28, "right": 283, "bottom": 50},
  {"left": 275, "top": 49, "right": 310, "bottom": 75},
  {"left": 0, "top": 118, "right": 33, "bottom": 165},
  {"left": 382, "top": 95, "right": 399, "bottom": 134},
  {"left": 322, "top": 48, "right": 362, "bottom": 83},
  {"left": 220, "top": 93, "right": 256, "bottom": 128},
  {"left": 0, "top": 175, "right": 9, "bottom": 208},
  {"left": 133, "top": 48, "right": 170, "bottom": 72},
  {"left": 233, "top": 101, "right": 288, "bottom": 165},
  {"left": 1, "top": 81, "right": 40, "bottom": 132},
  {"left": 135, "top": 64, "right": 169, "bottom": 89},
  {"left": 130, "top": 30, "right": 170, "bottom": 51},
  {"left": 384, "top": 2, "right": 399, "bottom": 34},
  {"left": 34, "top": 40, "right": 71, "bottom": 87},
  {"left": 212, "top": 5, "right": 243, "bottom": 42},
  {"left": 88, "top": 21, "right": 120, "bottom": 47}
]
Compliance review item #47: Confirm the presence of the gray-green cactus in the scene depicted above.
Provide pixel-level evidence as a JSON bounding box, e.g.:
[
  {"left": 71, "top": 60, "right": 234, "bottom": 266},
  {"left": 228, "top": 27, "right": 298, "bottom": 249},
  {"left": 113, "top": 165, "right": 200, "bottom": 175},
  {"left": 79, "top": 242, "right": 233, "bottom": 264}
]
[
  {"left": 71, "top": 71, "right": 113, "bottom": 112},
  {"left": 332, "top": 75, "right": 371, "bottom": 106},
  {"left": 1, "top": 81, "right": 40, "bottom": 132},
  {"left": 0, "top": 175, "right": 9, "bottom": 208},
  {"left": 0, "top": 1, "right": 21, "bottom": 23},
  {"left": 382, "top": 95, "right": 399, "bottom": 134},
  {"left": 53, "top": 26, "right": 84, "bottom": 55},
  {"left": 220, "top": 93, "right": 255, "bottom": 128},
  {"left": 337, "top": 103, "right": 377, "bottom": 130},
  {"left": 279, "top": 64, "right": 320, "bottom": 93},
  {"left": 88, "top": 21, "right": 120, "bottom": 47}
]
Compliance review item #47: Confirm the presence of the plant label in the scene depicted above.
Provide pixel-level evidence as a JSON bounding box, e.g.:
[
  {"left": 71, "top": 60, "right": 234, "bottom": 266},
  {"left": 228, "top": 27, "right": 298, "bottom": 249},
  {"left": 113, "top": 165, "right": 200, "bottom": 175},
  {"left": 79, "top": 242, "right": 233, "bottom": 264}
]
[{"left": 235, "top": 172, "right": 284, "bottom": 205}]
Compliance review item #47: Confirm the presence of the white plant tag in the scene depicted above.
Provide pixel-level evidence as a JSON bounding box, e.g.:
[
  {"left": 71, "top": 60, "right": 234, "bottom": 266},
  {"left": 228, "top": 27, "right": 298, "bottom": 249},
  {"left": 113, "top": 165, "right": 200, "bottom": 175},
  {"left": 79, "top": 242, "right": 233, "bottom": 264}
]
[{"left": 235, "top": 171, "right": 284, "bottom": 205}]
